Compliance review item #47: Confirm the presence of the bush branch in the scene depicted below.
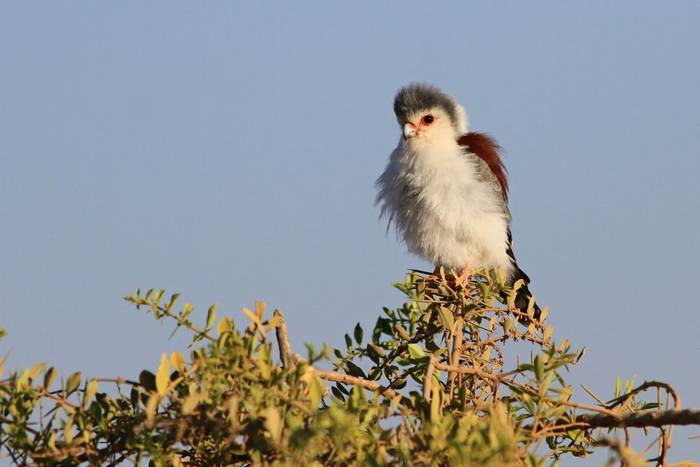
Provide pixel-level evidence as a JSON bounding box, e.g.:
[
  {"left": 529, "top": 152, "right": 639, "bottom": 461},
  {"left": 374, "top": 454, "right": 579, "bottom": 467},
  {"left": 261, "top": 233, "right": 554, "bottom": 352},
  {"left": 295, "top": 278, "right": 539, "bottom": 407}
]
[
  {"left": 273, "top": 309, "right": 399, "bottom": 399},
  {"left": 577, "top": 408, "right": 700, "bottom": 429}
]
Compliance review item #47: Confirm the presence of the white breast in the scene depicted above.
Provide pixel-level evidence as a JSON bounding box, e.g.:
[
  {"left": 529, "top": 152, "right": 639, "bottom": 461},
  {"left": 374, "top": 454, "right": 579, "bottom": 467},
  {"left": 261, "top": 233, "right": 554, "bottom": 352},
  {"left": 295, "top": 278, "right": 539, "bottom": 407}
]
[{"left": 376, "top": 140, "right": 513, "bottom": 274}]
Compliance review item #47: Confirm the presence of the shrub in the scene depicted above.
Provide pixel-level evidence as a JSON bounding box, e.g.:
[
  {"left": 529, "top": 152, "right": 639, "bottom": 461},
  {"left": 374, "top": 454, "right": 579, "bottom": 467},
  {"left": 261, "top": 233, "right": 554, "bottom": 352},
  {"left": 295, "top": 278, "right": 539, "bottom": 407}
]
[{"left": 1, "top": 271, "right": 696, "bottom": 465}]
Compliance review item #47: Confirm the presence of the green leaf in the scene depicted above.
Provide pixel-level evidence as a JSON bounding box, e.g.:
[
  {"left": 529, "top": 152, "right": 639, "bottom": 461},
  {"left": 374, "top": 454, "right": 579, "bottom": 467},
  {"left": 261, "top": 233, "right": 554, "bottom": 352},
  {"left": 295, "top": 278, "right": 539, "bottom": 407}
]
[
  {"left": 368, "top": 343, "right": 387, "bottom": 358},
  {"left": 477, "top": 282, "right": 490, "bottom": 299},
  {"left": 540, "top": 371, "right": 555, "bottom": 395},
  {"left": 17, "top": 369, "right": 31, "bottom": 390},
  {"left": 503, "top": 318, "right": 513, "bottom": 335},
  {"left": 437, "top": 306, "right": 455, "bottom": 331},
  {"left": 543, "top": 325, "right": 554, "bottom": 343},
  {"left": 255, "top": 300, "right": 266, "bottom": 319},
  {"left": 264, "top": 407, "right": 283, "bottom": 447},
  {"left": 374, "top": 317, "right": 393, "bottom": 337},
  {"left": 309, "top": 375, "right": 323, "bottom": 408},
  {"left": 345, "top": 361, "right": 366, "bottom": 378},
  {"left": 156, "top": 352, "right": 170, "bottom": 396},
  {"left": 227, "top": 396, "right": 240, "bottom": 429},
  {"left": 353, "top": 323, "right": 363, "bottom": 345},
  {"left": 393, "top": 378, "right": 407, "bottom": 389},
  {"left": 534, "top": 355, "right": 544, "bottom": 381},
  {"left": 506, "top": 290, "right": 516, "bottom": 310},
  {"left": 331, "top": 386, "right": 346, "bottom": 401},
  {"left": 180, "top": 303, "right": 193, "bottom": 322},
  {"left": 257, "top": 345, "right": 271, "bottom": 379},
  {"left": 83, "top": 379, "right": 98, "bottom": 408},
  {"left": 181, "top": 392, "right": 202, "bottom": 415},
  {"left": 394, "top": 324, "right": 411, "bottom": 341},
  {"left": 63, "top": 416, "right": 74, "bottom": 444},
  {"left": 43, "top": 367, "right": 57, "bottom": 390},
  {"left": 512, "top": 279, "right": 525, "bottom": 291},
  {"left": 153, "top": 289, "right": 164, "bottom": 305},
  {"left": 145, "top": 394, "right": 159, "bottom": 427},
  {"left": 430, "top": 383, "right": 441, "bottom": 421},
  {"left": 216, "top": 317, "right": 231, "bottom": 336},
  {"left": 166, "top": 293, "right": 180, "bottom": 312},
  {"left": 28, "top": 362, "right": 47, "bottom": 381},
  {"left": 65, "top": 372, "right": 82, "bottom": 395},
  {"left": 171, "top": 351, "right": 186, "bottom": 373},
  {"left": 205, "top": 304, "right": 217, "bottom": 331},
  {"left": 407, "top": 344, "right": 425, "bottom": 359},
  {"left": 139, "top": 370, "right": 157, "bottom": 392}
]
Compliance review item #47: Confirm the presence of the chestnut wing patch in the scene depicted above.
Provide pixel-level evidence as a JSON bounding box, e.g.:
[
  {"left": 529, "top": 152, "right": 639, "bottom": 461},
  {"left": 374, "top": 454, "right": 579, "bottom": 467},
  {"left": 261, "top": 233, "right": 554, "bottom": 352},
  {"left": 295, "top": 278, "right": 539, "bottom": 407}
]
[{"left": 457, "top": 132, "right": 508, "bottom": 201}]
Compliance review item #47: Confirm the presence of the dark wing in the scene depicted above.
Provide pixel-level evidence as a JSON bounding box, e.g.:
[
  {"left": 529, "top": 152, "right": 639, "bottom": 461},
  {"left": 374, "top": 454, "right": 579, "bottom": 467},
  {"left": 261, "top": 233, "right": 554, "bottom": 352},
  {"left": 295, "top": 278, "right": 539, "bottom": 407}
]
[
  {"left": 506, "top": 227, "right": 529, "bottom": 283},
  {"left": 457, "top": 132, "right": 508, "bottom": 202},
  {"left": 507, "top": 224, "right": 541, "bottom": 319},
  {"left": 459, "top": 133, "right": 540, "bottom": 318}
]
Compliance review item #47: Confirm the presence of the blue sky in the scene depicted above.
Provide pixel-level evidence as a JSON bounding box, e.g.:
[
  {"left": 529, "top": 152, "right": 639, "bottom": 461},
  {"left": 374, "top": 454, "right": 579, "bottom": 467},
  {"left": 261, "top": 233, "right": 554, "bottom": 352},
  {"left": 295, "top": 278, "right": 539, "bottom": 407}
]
[{"left": 1, "top": 1, "right": 699, "bottom": 462}]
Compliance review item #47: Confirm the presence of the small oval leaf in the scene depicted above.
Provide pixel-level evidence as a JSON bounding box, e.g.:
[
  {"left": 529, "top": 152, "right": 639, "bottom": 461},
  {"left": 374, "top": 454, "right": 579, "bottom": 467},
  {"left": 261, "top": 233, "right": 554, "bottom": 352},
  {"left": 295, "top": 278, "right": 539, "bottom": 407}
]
[
  {"left": 353, "top": 323, "right": 363, "bottom": 345},
  {"left": 156, "top": 353, "right": 170, "bottom": 396},
  {"left": 83, "top": 379, "right": 98, "bottom": 407},
  {"left": 65, "top": 372, "right": 82, "bottom": 395},
  {"left": 171, "top": 352, "right": 186, "bottom": 373},
  {"left": 43, "top": 367, "right": 57, "bottom": 390},
  {"left": 534, "top": 355, "right": 544, "bottom": 381},
  {"left": 407, "top": 343, "right": 425, "bottom": 359},
  {"left": 139, "top": 370, "right": 157, "bottom": 392},
  {"left": 205, "top": 304, "right": 218, "bottom": 331}
]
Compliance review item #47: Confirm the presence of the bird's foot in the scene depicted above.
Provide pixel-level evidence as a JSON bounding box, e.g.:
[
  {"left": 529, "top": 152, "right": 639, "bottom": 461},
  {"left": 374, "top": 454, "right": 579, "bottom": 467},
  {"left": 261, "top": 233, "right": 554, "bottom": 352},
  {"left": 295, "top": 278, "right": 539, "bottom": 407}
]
[
  {"left": 421, "top": 266, "right": 471, "bottom": 285},
  {"left": 454, "top": 266, "right": 471, "bottom": 286},
  {"left": 411, "top": 266, "right": 472, "bottom": 285}
]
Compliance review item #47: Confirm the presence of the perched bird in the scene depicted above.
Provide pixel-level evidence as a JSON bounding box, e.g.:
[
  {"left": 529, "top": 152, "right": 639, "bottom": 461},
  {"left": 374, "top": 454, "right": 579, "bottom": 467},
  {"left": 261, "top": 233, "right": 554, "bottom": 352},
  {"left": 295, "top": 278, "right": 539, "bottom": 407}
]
[{"left": 376, "top": 83, "right": 540, "bottom": 317}]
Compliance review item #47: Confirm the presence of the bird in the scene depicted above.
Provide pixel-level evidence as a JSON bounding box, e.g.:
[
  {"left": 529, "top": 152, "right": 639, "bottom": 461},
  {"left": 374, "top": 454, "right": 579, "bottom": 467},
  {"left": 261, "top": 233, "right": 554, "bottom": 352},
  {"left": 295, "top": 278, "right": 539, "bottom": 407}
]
[{"left": 376, "top": 82, "right": 540, "bottom": 318}]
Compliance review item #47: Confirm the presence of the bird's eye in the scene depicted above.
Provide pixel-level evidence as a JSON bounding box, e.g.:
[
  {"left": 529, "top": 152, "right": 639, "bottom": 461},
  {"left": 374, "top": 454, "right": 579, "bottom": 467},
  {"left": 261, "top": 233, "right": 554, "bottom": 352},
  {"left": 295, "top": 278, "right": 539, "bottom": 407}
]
[{"left": 421, "top": 115, "right": 434, "bottom": 125}]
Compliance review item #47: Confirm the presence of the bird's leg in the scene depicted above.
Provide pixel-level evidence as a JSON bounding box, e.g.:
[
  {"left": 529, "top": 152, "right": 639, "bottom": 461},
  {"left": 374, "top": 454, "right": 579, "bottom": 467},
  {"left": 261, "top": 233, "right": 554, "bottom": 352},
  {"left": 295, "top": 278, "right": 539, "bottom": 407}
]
[
  {"left": 454, "top": 264, "right": 472, "bottom": 286},
  {"left": 422, "top": 265, "right": 471, "bottom": 286}
]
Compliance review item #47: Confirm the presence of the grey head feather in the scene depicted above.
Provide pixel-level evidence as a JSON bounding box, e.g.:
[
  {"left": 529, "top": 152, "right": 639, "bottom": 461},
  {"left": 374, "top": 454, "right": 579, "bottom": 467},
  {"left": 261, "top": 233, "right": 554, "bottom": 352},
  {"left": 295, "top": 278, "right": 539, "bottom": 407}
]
[{"left": 393, "top": 83, "right": 459, "bottom": 128}]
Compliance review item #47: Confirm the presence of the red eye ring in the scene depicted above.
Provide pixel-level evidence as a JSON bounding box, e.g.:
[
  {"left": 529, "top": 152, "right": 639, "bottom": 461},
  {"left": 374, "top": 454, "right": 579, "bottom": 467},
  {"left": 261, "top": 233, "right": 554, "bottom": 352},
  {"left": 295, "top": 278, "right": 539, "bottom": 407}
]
[{"left": 421, "top": 115, "right": 434, "bottom": 125}]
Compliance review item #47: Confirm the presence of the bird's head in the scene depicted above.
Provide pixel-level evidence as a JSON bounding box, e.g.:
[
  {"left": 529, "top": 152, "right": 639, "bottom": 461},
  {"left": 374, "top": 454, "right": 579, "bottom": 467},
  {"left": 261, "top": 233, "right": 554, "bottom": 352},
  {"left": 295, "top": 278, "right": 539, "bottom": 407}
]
[{"left": 393, "top": 83, "right": 469, "bottom": 148}]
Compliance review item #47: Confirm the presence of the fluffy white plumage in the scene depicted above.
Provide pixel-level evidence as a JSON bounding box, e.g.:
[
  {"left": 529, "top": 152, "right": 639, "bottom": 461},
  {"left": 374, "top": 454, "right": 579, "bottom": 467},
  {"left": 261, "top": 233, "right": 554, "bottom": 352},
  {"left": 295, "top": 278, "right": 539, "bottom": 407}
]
[{"left": 376, "top": 86, "right": 514, "bottom": 275}]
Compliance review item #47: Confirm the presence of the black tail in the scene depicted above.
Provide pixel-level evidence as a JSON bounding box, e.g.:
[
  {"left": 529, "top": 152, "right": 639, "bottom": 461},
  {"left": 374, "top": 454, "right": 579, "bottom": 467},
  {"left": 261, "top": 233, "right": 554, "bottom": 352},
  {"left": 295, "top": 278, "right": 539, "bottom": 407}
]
[
  {"left": 499, "top": 263, "right": 540, "bottom": 321},
  {"left": 511, "top": 273, "right": 541, "bottom": 321},
  {"left": 504, "top": 228, "right": 540, "bottom": 320}
]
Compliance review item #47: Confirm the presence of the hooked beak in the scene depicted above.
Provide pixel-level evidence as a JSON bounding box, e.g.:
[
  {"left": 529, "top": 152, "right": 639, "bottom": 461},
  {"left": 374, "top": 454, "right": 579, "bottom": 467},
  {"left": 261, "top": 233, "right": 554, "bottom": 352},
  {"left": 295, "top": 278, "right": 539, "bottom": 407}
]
[{"left": 403, "top": 122, "right": 417, "bottom": 139}]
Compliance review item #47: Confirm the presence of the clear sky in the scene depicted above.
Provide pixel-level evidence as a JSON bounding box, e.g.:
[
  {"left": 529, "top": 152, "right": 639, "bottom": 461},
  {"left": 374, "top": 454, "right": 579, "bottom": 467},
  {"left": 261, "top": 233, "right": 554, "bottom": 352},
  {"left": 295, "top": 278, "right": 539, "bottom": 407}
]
[{"left": 1, "top": 1, "right": 699, "bottom": 463}]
